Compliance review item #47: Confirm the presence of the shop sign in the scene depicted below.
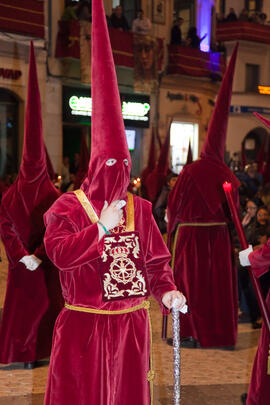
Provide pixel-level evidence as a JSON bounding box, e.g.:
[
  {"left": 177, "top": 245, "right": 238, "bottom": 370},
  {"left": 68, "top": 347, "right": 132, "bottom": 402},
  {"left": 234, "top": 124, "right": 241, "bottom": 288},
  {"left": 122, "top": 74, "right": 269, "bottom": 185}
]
[
  {"left": 258, "top": 85, "right": 270, "bottom": 95},
  {"left": 0, "top": 68, "right": 22, "bottom": 80},
  {"left": 230, "top": 105, "right": 270, "bottom": 115},
  {"left": 63, "top": 86, "right": 150, "bottom": 128}
]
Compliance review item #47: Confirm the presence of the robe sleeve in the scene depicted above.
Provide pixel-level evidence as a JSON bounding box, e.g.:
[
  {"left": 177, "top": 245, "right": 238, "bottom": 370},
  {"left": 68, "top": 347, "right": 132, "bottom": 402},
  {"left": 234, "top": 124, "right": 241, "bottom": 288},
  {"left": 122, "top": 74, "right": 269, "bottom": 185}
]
[
  {"left": 146, "top": 214, "right": 177, "bottom": 314},
  {"left": 44, "top": 212, "right": 104, "bottom": 271},
  {"left": 249, "top": 238, "right": 270, "bottom": 278},
  {"left": 34, "top": 240, "right": 48, "bottom": 262},
  {"left": 0, "top": 204, "right": 29, "bottom": 267}
]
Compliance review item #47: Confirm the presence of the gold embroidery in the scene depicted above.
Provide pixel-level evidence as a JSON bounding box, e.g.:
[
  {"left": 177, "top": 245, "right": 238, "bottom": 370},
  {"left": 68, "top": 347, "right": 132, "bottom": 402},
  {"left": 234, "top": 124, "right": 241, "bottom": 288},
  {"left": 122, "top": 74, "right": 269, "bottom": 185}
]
[{"left": 102, "top": 234, "right": 147, "bottom": 300}]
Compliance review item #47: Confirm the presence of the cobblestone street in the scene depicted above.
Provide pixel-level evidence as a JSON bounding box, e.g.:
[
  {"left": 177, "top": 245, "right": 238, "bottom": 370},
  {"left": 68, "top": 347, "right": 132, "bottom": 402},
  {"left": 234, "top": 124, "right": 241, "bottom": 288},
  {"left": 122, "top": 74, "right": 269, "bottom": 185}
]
[{"left": 0, "top": 240, "right": 260, "bottom": 405}]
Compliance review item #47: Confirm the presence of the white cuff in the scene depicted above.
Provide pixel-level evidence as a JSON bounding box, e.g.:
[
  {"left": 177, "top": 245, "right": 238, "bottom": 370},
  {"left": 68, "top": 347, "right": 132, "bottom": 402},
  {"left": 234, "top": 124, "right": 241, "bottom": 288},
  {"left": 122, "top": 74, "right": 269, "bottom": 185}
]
[{"left": 239, "top": 245, "right": 253, "bottom": 267}]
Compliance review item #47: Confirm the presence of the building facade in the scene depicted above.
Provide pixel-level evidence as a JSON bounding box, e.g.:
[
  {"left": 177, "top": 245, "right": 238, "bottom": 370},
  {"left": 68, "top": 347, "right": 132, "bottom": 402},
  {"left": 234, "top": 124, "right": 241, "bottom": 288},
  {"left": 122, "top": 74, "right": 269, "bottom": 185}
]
[{"left": 2, "top": 0, "right": 268, "bottom": 180}]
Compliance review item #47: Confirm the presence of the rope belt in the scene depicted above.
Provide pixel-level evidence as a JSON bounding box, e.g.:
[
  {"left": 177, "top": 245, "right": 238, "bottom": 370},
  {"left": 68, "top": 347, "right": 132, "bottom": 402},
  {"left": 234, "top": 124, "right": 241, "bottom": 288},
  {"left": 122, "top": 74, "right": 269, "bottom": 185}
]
[
  {"left": 65, "top": 300, "right": 155, "bottom": 404},
  {"left": 179, "top": 222, "right": 226, "bottom": 227},
  {"left": 171, "top": 222, "right": 226, "bottom": 269}
]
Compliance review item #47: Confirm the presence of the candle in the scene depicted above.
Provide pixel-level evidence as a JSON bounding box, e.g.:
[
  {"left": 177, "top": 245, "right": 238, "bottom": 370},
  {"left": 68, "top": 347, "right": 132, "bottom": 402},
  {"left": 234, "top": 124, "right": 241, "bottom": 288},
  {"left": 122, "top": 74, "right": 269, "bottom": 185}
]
[
  {"left": 223, "top": 181, "right": 270, "bottom": 338},
  {"left": 223, "top": 182, "right": 248, "bottom": 249}
]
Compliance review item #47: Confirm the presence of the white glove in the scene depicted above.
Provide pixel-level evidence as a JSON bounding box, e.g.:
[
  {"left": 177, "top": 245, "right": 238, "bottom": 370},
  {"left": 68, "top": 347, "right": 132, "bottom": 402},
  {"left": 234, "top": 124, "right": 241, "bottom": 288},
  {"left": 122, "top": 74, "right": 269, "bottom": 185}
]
[
  {"left": 19, "top": 255, "right": 42, "bottom": 271},
  {"left": 239, "top": 245, "right": 253, "bottom": 267},
  {"left": 99, "top": 200, "right": 124, "bottom": 231}
]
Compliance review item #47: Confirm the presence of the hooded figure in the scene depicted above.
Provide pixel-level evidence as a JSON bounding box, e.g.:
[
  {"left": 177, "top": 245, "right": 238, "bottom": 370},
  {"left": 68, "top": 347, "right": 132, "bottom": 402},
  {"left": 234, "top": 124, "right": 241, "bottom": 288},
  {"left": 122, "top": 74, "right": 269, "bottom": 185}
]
[
  {"left": 45, "top": 147, "right": 56, "bottom": 182},
  {"left": 0, "top": 42, "right": 63, "bottom": 365},
  {"left": 167, "top": 44, "right": 240, "bottom": 348},
  {"left": 140, "top": 127, "right": 156, "bottom": 199},
  {"left": 43, "top": 1, "right": 185, "bottom": 405},
  {"left": 238, "top": 111, "right": 270, "bottom": 405},
  {"left": 185, "top": 140, "right": 193, "bottom": 166},
  {"left": 73, "top": 129, "right": 90, "bottom": 190},
  {"left": 145, "top": 123, "right": 171, "bottom": 203}
]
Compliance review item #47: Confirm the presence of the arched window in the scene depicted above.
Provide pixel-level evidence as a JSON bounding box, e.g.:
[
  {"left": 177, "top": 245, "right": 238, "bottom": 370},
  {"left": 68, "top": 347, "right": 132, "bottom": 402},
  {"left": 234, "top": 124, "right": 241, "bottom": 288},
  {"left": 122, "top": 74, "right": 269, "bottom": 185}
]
[{"left": 0, "top": 89, "right": 18, "bottom": 177}]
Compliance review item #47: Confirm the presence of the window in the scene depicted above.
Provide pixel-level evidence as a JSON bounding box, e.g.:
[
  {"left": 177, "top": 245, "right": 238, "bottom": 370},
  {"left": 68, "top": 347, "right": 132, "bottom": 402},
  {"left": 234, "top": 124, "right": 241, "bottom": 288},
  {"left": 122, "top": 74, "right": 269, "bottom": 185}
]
[
  {"left": 245, "top": 0, "right": 262, "bottom": 12},
  {"left": 0, "top": 89, "right": 18, "bottom": 177},
  {"left": 246, "top": 64, "right": 260, "bottom": 92},
  {"left": 170, "top": 121, "right": 198, "bottom": 174}
]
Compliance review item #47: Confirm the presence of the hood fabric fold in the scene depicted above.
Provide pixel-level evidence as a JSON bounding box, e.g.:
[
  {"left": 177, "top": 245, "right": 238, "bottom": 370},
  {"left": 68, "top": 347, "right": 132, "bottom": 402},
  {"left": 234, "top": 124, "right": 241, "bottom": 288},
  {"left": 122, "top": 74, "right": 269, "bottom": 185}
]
[{"left": 20, "top": 41, "right": 47, "bottom": 182}]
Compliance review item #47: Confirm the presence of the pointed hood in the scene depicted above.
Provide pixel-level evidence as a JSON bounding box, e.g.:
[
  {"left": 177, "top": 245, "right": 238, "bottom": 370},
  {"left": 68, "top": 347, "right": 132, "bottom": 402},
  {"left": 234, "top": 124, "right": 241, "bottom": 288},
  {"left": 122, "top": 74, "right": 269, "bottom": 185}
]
[
  {"left": 45, "top": 147, "right": 55, "bottom": 181},
  {"left": 20, "top": 41, "right": 47, "bottom": 181},
  {"left": 200, "top": 43, "right": 238, "bottom": 161},
  {"left": 185, "top": 140, "right": 193, "bottom": 165},
  {"left": 82, "top": 0, "right": 131, "bottom": 204},
  {"left": 74, "top": 129, "right": 90, "bottom": 189},
  {"left": 145, "top": 123, "right": 171, "bottom": 202}
]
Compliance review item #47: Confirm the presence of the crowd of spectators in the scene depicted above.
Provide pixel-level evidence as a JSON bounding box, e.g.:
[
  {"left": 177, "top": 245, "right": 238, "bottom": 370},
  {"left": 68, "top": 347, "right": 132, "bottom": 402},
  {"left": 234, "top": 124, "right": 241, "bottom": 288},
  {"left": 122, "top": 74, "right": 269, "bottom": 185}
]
[
  {"left": 61, "top": 2, "right": 152, "bottom": 36},
  {"left": 230, "top": 160, "right": 270, "bottom": 329},
  {"left": 217, "top": 7, "right": 268, "bottom": 24},
  {"left": 170, "top": 18, "right": 201, "bottom": 49}
]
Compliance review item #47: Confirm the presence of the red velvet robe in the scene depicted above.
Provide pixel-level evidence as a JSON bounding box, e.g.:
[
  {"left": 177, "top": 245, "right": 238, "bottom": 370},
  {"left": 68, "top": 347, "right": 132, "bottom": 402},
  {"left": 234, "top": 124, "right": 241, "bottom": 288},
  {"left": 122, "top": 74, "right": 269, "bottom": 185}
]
[
  {"left": 167, "top": 158, "right": 239, "bottom": 347},
  {"left": 0, "top": 178, "right": 63, "bottom": 363},
  {"left": 43, "top": 192, "right": 176, "bottom": 405},
  {"left": 246, "top": 242, "right": 270, "bottom": 405}
]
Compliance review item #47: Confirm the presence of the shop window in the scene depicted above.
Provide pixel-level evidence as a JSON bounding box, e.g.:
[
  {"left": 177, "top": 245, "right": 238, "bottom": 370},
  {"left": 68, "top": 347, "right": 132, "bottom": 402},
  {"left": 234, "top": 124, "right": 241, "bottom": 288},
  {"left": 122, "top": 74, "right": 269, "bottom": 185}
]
[
  {"left": 170, "top": 121, "right": 198, "bottom": 174},
  {"left": 246, "top": 64, "right": 260, "bottom": 92},
  {"left": 0, "top": 89, "right": 18, "bottom": 178},
  {"left": 245, "top": 0, "right": 262, "bottom": 12}
]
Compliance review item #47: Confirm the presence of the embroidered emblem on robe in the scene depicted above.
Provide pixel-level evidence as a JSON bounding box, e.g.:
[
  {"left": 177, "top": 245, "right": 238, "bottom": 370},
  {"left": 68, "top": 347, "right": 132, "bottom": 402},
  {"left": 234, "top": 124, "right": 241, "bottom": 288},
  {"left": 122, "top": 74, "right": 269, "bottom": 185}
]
[{"left": 99, "top": 232, "right": 149, "bottom": 301}]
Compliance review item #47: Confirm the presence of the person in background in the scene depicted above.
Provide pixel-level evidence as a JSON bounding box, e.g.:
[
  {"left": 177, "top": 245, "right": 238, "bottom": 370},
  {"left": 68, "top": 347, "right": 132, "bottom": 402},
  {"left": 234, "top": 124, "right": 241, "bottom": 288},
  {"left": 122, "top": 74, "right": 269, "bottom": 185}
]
[
  {"left": 186, "top": 27, "right": 200, "bottom": 49},
  {"left": 226, "top": 7, "right": 238, "bottom": 22},
  {"left": 61, "top": 156, "right": 71, "bottom": 193},
  {"left": 238, "top": 199, "right": 261, "bottom": 328},
  {"left": 170, "top": 17, "right": 184, "bottom": 45},
  {"left": 132, "top": 9, "right": 152, "bottom": 36},
  {"left": 239, "top": 8, "right": 249, "bottom": 22},
  {"left": 154, "top": 172, "right": 178, "bottom": 236},
  {"left": 70, "top": 152, "right": 80, "bottom": 174},
  {"left": 216, "top": 13, "right": 226, "bottom": 23},
  {"left": 110, "top": 5, "right": 129, "bottom": 31},
  {"left": 76, "top": 0, "right": 91, "bottom": 21}
]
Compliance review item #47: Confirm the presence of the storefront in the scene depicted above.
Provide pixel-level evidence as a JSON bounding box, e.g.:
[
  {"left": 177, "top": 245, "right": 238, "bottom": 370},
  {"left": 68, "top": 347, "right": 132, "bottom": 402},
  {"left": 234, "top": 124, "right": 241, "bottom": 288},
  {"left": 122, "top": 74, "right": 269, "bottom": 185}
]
[{"left": 62, "top": 86, "right": 151, "bottom": 175}]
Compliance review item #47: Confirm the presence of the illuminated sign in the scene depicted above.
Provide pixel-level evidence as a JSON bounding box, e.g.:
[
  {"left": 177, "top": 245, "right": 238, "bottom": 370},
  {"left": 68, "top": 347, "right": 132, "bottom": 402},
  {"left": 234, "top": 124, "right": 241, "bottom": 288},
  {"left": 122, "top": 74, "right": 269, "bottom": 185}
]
[
  {"left": 63, "top": 87, "right": 150, "bottom": 128},
  {"left": 258, "top": 85, "right": 270, "bottom": 95}
]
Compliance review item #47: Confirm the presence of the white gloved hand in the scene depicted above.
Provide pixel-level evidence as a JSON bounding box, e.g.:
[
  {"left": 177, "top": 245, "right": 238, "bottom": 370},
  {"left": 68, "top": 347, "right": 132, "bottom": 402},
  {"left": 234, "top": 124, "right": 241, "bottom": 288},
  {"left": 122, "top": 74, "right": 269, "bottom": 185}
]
[
  {"left": 162, "top": 290, "right": 186, "bottom": 311},
  {"left": 19, "top": 255, "right": 42, "bottom": 271},
  {"left": 239, "top": 245, "right": 253, "bottom": 267},
  {"left": 99, "top": 200, "right": 124, "bottom": 231}
]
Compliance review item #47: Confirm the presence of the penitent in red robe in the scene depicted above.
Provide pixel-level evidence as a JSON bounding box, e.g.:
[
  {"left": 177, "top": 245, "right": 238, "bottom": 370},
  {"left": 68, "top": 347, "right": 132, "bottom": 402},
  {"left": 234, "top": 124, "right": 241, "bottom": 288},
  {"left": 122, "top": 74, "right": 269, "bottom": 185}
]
[
  {"left": 43, "top": 192, "right": 176, "bottom": 405},
  {"left": 167, "top": 158, "right": 239, "bottom": 347},
  {"left": 0, "top": 42, "right": 63, "bottom": 363},
  {"left": 246, "top": 242, "right": 270, "bottom": 405},
  {"left": 0, "top": 179, "right": 63, "bottom": 363}
]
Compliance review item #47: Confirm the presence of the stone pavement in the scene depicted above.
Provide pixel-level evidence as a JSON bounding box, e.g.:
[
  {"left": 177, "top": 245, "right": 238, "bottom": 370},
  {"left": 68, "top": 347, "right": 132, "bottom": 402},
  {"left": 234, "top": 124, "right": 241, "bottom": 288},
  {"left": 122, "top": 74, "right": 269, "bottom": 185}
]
[{"left": 0, "top": 240, "right": 260, "bottom": 405}]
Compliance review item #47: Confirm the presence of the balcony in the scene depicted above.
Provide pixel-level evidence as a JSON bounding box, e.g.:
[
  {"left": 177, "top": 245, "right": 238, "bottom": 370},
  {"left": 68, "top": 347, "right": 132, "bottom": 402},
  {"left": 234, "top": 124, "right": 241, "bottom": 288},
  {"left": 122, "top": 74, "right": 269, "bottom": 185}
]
[
  {"left": 216, "top": 21, "right": 270, "bottom": 45},
  {"left": 167, "top": 45, "right": 225, "bottom": 79},
  {"left": 0, "top": 1, "right": 44, "bottom": 38},
  {"left": 55, "top": 21, "right": 163, "bottom": 70}
]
